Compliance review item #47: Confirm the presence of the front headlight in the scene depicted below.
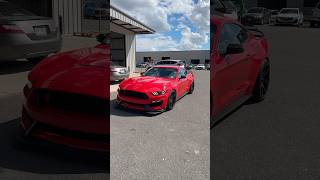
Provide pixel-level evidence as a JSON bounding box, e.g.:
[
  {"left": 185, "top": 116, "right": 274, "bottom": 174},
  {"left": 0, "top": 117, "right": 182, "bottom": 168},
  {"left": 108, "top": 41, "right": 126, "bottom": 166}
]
[{"left": 151, "top": 90, "right": 166, "bottom": 96}]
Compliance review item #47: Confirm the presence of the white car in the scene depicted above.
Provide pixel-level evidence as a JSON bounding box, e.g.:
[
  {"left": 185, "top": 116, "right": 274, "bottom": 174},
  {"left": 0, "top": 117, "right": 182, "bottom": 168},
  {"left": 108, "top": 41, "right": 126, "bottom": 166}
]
[
  {"left": 195, "top": 64, "right": 206, "bottom": 70},
  {"left": 275, "top": 8, "right": 304, "bottom": 26},
  {"left": 310, "top": 1, "right": 320, "bottom": 27}
]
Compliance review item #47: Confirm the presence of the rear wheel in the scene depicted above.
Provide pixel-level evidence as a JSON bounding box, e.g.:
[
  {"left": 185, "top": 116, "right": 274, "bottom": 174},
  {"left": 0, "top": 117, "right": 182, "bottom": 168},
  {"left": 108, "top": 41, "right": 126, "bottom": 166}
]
[
  {"left": 188, "top": 82, "right": 194, "bottom": 94},
  {"left": 166, "top": 91, "right": 176, "bottom": 111},
  {"left": 251, "top": 60, "right": 270, "bottom": 102}
]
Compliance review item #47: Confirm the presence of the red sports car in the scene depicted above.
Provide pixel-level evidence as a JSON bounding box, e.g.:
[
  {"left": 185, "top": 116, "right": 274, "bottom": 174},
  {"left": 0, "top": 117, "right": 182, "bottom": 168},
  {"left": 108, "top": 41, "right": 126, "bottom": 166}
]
[
  {"left": 117, "top": 65, "right": 194, "bottom": 112},
  {"left": 211, "top": 15, "right": 270, "bottom": 126},
  {"left": 20, "top": 42, "right": 110, "bottom": 153}
]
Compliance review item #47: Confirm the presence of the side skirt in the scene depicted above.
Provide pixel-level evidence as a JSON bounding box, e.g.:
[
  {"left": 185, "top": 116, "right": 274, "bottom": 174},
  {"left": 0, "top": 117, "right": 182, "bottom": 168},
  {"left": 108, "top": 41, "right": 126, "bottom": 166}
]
[{"left": 211, "top": 95, "right": 251, "bottom": 128}]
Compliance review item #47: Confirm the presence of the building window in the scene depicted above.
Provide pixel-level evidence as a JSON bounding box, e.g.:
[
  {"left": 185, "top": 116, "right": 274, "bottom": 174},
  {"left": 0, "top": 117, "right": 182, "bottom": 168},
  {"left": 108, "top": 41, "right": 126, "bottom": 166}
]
[
  {"left": 304, "top": 0, "right": 318, "bottom": 7},
  {"left": 205, "top": 59, "right": 210, "bottom": 64},
  {"left": 144, "top": 57, "right": 151, "bottom": 62},
  {"left": 191, "top": 59, "right": 200, "bottom": 64}
]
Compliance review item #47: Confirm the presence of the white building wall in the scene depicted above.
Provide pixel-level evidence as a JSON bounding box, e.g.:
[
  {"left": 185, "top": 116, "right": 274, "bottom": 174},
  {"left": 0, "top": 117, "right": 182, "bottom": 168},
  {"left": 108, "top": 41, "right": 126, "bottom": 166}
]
[
  {"left": 136, "top": 50, "right": 210, "bottom": 65},
  {"left": 52, "top": 0, "right": 82, "bottom": 35},
  {"left": 111, "top": 23, "right": 136, "bottom": 73}
]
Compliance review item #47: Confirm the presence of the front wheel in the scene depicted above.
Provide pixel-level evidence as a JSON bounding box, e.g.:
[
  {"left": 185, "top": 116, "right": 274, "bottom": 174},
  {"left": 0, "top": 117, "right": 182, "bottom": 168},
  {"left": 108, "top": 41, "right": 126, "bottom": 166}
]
[
  {"left": 166, "top": 91, "right": 176, "bottom": 111},
  {"left": 251, "top": 60, "right": 270, "bottom": 102}
]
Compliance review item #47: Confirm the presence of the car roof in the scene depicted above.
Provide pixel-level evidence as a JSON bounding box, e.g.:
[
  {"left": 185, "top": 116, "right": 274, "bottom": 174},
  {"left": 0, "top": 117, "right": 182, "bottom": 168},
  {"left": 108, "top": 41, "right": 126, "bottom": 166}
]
[
  {"left": 281, "top": 8, "right": 299, "bottom": 10},
  {"left": 153, "top": 65, "right": 181, "bottom": 69},
  {"left": 158, "top": 59, "right": 184, "bottom": 62}
]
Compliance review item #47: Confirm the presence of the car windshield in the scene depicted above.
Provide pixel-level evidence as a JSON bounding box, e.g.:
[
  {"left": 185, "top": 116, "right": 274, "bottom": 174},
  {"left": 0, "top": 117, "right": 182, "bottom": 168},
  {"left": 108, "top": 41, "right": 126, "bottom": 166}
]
[
  {"left": 212, "top": 0, "right": 224, "bottom": 9},
  {"left": 248, "top": 8, "right": 263, "bottom": 13},
  {"left": 144, "top": 67, "right": 177, "bottom": 79},
  {"left": 0, "top": 2, "right": 34, "bottom": 17},
  {"left": 280, "top": 9, "right": 298, "bottom": 14},
  {"left": 222, "top": 1, "right": 236, "bottom": 9}
]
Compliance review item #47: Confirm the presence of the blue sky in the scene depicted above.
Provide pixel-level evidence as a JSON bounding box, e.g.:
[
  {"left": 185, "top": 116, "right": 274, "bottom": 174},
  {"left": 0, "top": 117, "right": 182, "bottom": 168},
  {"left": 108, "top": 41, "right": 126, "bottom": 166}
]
[{"left": 111, "top": 0, "right": 210, "bottom": 52}]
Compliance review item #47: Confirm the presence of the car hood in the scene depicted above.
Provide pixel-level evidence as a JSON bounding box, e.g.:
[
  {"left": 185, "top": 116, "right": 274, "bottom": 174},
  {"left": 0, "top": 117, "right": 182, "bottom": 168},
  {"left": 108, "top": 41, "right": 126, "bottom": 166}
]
[
  {"left": 278, "top": 14, "right": 299, "bottom": 18},
  {"left": 28, "top": 44, "right": 110, "bottom": 99},
  {"left": 119, "top": 76, "right": 175, "bottom": 93}
]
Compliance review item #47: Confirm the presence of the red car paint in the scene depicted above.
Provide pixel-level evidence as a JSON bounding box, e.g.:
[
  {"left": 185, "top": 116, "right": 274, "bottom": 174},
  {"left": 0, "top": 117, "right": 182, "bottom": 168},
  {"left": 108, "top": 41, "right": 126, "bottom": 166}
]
[
  {"left": 211, "top": 15, "right": 269, "bottom": 125},
  {"left": 117, "top": 65, "right": 194, "bottom": 112},
  {"left": 21, "top": 44, "right": 109, "bottom": 152}
]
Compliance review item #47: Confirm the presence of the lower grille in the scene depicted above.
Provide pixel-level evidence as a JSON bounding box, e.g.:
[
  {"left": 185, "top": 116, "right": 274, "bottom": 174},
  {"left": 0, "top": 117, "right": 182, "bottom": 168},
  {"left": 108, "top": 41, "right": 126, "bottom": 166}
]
[
  {"left": 32, "top": 89, "right": 108, "bottom": 116},
  {"left": 119, "top": 90, "right": 148, "bottom": 99}
]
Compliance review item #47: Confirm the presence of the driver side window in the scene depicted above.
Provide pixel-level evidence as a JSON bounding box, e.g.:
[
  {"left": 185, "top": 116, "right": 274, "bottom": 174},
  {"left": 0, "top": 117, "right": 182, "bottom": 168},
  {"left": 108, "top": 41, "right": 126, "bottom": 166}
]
[
  {"left": 178, "top": 68, "right": 186, "bottom": 78},
  {"left": 217, "top": 23, "right": 248, "bottom": 55}
]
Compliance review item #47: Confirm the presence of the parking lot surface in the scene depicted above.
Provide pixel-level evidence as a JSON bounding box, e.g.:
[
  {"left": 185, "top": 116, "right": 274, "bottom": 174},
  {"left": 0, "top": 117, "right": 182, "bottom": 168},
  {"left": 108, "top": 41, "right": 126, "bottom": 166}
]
[
  {"left": 110, "top": 70, "right": 210, "bottom": 179},
  {"left": 212, "top": 25, "right": 320, "bottom": 179},
  {"left": 0, "top": 37, "right": 108, "bottom": 180}
]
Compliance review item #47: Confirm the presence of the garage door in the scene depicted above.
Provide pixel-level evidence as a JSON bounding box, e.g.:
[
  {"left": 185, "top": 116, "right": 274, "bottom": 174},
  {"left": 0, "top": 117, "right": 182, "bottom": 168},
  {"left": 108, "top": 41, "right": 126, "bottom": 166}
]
[{"left": 110, "top": 32, "right": 126, "bottom": 67}]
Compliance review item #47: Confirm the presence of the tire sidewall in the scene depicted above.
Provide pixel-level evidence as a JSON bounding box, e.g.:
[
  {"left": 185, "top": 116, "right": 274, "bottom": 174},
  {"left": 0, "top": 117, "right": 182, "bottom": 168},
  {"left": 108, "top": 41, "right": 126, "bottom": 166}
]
[{"left": 166, "top": 91, "right": 176, "bottom": 111}]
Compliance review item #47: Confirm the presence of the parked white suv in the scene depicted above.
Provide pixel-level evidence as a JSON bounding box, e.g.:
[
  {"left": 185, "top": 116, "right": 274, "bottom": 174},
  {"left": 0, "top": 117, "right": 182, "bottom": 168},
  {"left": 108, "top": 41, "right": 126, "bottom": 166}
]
[
  {"left": 275, "top": 8, "right": 304, "bottom": 27},
  {"left": 310, "top": 1, "right": 320, "bottom": 27}
]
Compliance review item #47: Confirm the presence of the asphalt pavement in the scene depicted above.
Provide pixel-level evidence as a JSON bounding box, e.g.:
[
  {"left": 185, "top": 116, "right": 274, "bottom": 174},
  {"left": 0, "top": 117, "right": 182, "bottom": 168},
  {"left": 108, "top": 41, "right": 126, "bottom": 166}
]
[
  {"left": 212, "top": 25, "right": 320, "bottom": 180},
  {"left": 110, "top": 70, "right": 210, "bottom": 179}
]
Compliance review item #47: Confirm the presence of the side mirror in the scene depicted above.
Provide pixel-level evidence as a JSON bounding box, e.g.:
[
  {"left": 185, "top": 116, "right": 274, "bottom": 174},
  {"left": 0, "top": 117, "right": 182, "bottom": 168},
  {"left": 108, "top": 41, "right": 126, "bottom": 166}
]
[
  {"left": 180, "top": 75, "right": 186, "bottom": 79},
  {"left": 225, "top": 44, "right": 244, "bottom": 55}
]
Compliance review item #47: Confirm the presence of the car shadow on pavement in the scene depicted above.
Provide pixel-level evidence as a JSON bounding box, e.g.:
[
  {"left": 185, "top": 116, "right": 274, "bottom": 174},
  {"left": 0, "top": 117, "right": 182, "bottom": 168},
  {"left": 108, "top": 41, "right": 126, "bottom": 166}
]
[
  {"left": 110, "top": 99, "right": 159, "bottom": 118},
  {"left": 0, "top": 61, "right": 35, "bottom": 75},
  {"left": 0, "top": 119, "right": 109, "bottom": 174}
]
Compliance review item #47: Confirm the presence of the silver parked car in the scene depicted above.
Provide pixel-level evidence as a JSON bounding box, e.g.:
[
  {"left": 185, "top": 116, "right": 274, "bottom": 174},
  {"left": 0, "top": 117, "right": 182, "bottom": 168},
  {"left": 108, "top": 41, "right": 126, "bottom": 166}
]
[
  {"left": 275, "top": 8, "right": 304, "bottom": 26},
  {"left": 110, "top": 62, "right": 129, "bottom": 81},
  {"left": 195, "top": 64, "right": 206, "bottom": 70},
  {"left": 0, "top": 1, "right": 62, "bottom": 62}
]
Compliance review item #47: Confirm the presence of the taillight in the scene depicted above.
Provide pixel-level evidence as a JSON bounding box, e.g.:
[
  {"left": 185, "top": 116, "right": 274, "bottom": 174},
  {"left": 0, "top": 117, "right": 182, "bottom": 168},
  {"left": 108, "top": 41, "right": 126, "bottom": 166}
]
[{"left": 0, "top": 24, "right": 24, "bottom": 33}]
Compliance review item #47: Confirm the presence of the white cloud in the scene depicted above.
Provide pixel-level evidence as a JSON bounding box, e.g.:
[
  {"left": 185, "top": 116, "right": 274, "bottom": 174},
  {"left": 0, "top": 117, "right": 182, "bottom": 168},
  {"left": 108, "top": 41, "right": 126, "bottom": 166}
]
[{"left": 111, "top": 0, "right": 209, "bottom": 51}]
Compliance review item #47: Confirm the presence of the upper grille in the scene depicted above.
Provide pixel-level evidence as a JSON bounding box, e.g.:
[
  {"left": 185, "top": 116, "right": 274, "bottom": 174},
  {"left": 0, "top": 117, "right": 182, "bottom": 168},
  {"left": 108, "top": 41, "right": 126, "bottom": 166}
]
[
  {"left": 32, "top": 89, "right": 108, "bottom": 116},
  {"left": 119, "top": 90, "right": 148, "bottom": 99}
]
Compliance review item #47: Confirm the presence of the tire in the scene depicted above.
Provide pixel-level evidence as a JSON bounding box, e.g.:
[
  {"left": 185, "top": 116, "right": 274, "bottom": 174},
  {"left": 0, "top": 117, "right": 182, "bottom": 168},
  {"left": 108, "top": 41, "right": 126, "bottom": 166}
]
[
  {"left": 166, "top": 91, "right": 176, "bottom": 111},
  {"left": 251, "top": 60, "right": 270, "bottom": 102},
  {"left": 188, "top": 81, "right": 194, "bottom": 94}
]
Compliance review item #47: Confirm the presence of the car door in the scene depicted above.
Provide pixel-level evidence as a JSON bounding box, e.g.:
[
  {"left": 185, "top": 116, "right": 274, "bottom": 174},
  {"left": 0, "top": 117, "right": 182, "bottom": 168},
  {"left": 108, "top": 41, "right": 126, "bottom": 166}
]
[
  {"left": 212, "top": 23, "right": 251, "bottom": 114},
  {"left": 177, "top": 67, "right": 188, "bottom": 97}
]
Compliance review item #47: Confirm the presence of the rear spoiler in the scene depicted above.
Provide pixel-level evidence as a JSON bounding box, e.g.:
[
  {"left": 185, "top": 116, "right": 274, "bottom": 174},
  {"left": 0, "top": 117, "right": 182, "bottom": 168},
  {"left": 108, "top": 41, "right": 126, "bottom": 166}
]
[{"left": 245, "top": 25, "right": 265, "bottom": 37}]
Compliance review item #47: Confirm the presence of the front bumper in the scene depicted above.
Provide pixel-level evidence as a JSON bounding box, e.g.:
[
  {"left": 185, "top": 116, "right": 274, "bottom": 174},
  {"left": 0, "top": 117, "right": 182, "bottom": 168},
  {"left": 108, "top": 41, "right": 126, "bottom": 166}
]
[
  {"left": 275, "top": 18, "right": 299, "bottom": 25},
  {"left": 244, "top": 17, "right": 262, "bottom": 24},
  {"left": 20, "top": 105, "right": 109, "bottom": 153},
  {"left": 116, "top": 93, "right": 167, "bottom": 112}
]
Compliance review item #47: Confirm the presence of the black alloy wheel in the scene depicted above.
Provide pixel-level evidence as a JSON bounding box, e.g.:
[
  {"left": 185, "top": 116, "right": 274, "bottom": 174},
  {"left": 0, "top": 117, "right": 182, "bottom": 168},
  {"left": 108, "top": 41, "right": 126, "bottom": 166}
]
[
  {"left": 251, "top": 60, "right": 270, "bottom": 102},
  {"left": 188, "top": 82, "right": 194, "bottom": 94},
  {"left": 166, "top": 91, "right": 176, "bottom": 111}
]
